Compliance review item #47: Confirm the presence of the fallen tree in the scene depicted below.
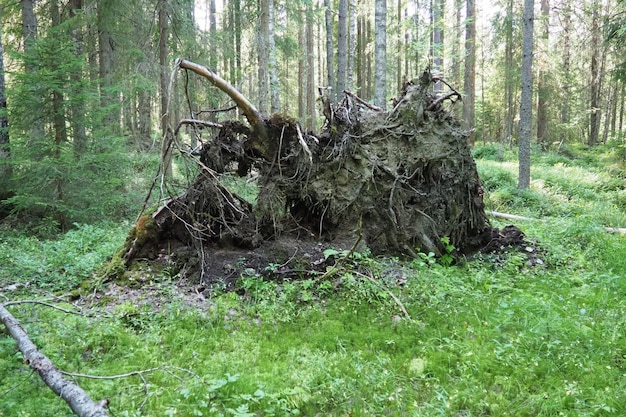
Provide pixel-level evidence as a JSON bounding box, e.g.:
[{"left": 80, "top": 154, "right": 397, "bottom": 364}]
[
  {"left": 0, "top": 303, "right": 109, "bottom": 417},
  {"left": 117, "top": 59, "right": 498, "bottom": 286}
]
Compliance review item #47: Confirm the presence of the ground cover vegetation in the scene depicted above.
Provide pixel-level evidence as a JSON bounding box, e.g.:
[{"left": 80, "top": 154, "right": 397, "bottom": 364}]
[{"left": 1, "top": 144, "right": 625, "bottom": 416}]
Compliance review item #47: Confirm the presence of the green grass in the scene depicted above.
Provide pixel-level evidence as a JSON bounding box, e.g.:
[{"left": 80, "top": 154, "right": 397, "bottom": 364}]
[{"left": 1, "top": 147, "right": 625, "bottom": 416}]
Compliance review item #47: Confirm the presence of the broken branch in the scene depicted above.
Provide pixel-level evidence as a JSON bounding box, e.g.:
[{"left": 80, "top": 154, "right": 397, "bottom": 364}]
[
  {"left": 177, "top": 58, "right": 265, "bottom": 139},
  {"left": 0, "top": 303, "right": 109, "bottom": 417}
]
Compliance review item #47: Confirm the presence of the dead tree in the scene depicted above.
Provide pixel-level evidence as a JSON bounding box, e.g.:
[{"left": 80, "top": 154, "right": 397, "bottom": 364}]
[
  {"left": 120, "top": 60, "right": 492, "bottom": 284},
  {"left": 0, "top": 304, "right": 109, "bottom": 417}
]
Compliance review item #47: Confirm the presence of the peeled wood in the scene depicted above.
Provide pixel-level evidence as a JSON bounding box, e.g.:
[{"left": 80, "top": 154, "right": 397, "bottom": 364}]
[
  {"left": 177, "top": 59, "right": 265, "bottom": 137},
  {"left": 487, "top": 210, "right": 626, "bottom": 233},
  {"left": 0, "top": 304, "right": 109, "bottom": 417}
]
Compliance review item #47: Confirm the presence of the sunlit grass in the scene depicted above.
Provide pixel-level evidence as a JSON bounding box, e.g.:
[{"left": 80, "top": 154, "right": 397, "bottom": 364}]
[{"left": 1, "top": 146, "right": 625, "bottom": 416}]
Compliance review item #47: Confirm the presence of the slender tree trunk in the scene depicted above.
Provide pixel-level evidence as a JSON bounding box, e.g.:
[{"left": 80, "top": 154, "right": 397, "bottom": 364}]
[
  {"left": 158, "top": 0, "right": 172, "bottom": 177},
  {"left": 366, "top": 19, "right": 372, "bottom": 100},
  {"left": 617, "top": 83, "right": 626, "bottom": 136},
  {"left": 97, "top": 0, "right": 117, "bottom": 129},
  {"left": 589, "top": 1, "right": 601, "bottom": 146},
  {"left": 432, "top": 0, "right": 444, "bottom": 91},
  {"left": 268, "top": 0, "right": 280, "bottom": 112},
  {"left": 357, "top": 14, "right": 364, "bottom": 95},
  {"left": 306, "top": 4, "right": 316, "bottom": 129},
  {"left": 560, "top": 2, "right": 571, "bottom": 146},
  {"left": 536, "top": 0, "right": 549, "bottom": 150},
  {"left": 298, "top": 7, "right": 306, "bottom": 123},
  {"left": 21, "top": 0, "right": 38, "bottom": 73},
  {"left": 324, "top": 0, "right": 335, "bottom": 95},
  {"left": 50, "top": 0, "right": 68, "bottom": 148},
  {"left": 209, "top": 0, "right": 217, "bottom": 71},
  {"left": 69, "top": 0, "right": 87, "bottom": 157},
  {"left": 0, "top": 6, "right": 10, "bottom": 193},
  {"left": 374, "top": 0, "right": 387, "bottom": 109},
  {"left": 451, "top": 0, "right": 462, "bottom": 90},
  {"left": 397, "top": 0, "right": 403, "bottom": 93},
  {"left": 258, "top": 0, "right": 270, "bottom": 114},
  {"left": 518, "top": 0, "right": 534, "bottom": 189},
  {"left": 347, "top": 0, "right": 357, "bottom": 91},
  {"left": 337, "top": 0, "right": 348, "bottom": 102},
  {"left": 234, "top": 0, "right": 242, "bottom": 85},
  {"left": 20, "top": 0, "right": 44, "bottom": 140},
  {"left": 503, "top": 0, "right": 514, "bottom": 144},
  {"left": 463, "top": 0, "right": 476, "bottom": 146}
]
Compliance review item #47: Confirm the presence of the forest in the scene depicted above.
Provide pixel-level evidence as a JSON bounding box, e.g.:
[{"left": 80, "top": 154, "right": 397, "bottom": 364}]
[{"left": 0, "top": 0, "right": 625, "bottom": 416}]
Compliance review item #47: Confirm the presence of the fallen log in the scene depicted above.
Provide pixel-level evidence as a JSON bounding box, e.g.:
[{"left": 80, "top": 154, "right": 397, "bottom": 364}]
[
  {"left": 0, "top": 303, "right": 109, "bottom": 417},
  {"left": 487, "top": 210, "right": 626, "bottom": 233}
]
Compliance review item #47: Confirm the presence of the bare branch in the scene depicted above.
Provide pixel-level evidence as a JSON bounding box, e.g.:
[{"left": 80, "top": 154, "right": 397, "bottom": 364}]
[
  {"left": 177, "top": 59, "right": 265, "bottom": 137},
  {"left": 0, "top": 304, "right": 109, "bottom": 417}
]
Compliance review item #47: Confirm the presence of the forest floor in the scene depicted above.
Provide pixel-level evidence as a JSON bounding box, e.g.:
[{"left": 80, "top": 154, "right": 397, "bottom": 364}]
[{"left": 1, "top": 142, "right": 625, "bottom": 416}]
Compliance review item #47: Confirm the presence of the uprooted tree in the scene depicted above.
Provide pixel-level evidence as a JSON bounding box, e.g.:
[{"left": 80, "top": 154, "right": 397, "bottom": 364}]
[{"left": 117, "top": 59, "right": 497, "bottom": 286}]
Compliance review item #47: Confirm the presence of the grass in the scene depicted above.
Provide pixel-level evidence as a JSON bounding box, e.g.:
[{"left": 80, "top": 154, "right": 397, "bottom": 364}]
[{"left": 1, "top": 145, "right": 625, "bottom": 416}]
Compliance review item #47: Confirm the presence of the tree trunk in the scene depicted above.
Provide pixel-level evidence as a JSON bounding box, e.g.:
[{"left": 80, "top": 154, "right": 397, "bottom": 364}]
[
  {"left": 451, "top": 0, "right": 462, "bottom": 90},
  {"left": 560, "top": 1, "right": 571, "bottom": 146},
  {"left": 268, "top": 0, "right": 281, "bottom": 113},
  {"left": 518, "top": 0, "right": 534, "bottom": 189},
  {"left": 337, "top": 0, "right": 348, "bottom": 102},
  {"left": 347, "top": 0, "right": 357, "bottom": 91},
  {"left": 0, "top": 304, "right": 110, "bottom": 417},
  {"left": 374, "top": 0, "right": 387, "bottom": 109},
  {"left": 20, "top": 0, "right": 44, "bottom": 141},
  {"left": 158, "top": 0, "right": 172, "bottom": 177},
  {"left": 397, "top": 0, "right": 403, "bottom": 93},
  {"left": 298, "top": 7, "right": 306, "bottom": 123},
  {"left": 589, "top": 1, "right": 601, "bottom": 147},
  {"left": 503, "top": 0, "right": 514, "bottom": 144},
  {"left": 69, "top": 0, "right": 87, "bottom": 157},
  {"left": 324, "top": 0, "right": 335, "bottom": 95},
  {"left": 463, "top": 0, "right": 476, "bottom": 146},
  {"left": 306, "top": 4, "right": 316, "bottom": 130},
  {"left": 0, "top": 6, "right": 9, "bottom": 198},
  {"left": 357, "top": 14, "right": 364, "bottom": 95},
  {"left": 97, "top": 0, "right": 118, "bottom": 130},
  {"left": 50, "top": 0, "right": 68, "bottom": 150},
  {"left": 431, "top": 0, "right": 444, "bottom": 91},
  {"left": 257, "top": 0, "right": 270, "bottom": 114},
  {"left": 536, "top": 0, "right": 549, "bottom": 150}
]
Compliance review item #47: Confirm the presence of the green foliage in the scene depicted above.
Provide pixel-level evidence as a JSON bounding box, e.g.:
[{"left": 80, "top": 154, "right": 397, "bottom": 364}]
[
  {"left": 2, "top": 145, "right": 626, "bottom": 416},
  {"left": 0, "top": 223, "right": 127, "bottom": 290}
]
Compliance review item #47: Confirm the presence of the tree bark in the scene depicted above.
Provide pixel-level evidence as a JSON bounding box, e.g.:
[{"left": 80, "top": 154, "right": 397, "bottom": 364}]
[
  {"left": 306, "top": 4, "right": 316, "bottom": 130},
  {"left": 536, "top": 0, "right": 549, "bottom": 150},
  {"left": 178, "top": 59, "right": 264, "bottom": 138},
  {"left": 431, "top": 0, "right": 444, "bottom": 91},
  {"left": 560, "top": 1, "right": 571, "bottom": 146},
  {"left": 69, "top": 0, "right": 87, "bottom": 157},
  {"left": 0, "top": 304, "right": 109, "bottom": 417},
  {"left": 347, "top": 0, "right": 357, "bottom": 91},
  {"left": 0, "top": 6, "right": 10, "bottom": 192},
  {"left": 324, "top": 0, "right": 335, "bottom": 96},
  {"left": 518, "top": 0, "right": 534, "bottom": 189},
  {"left": 158, "top": 0, "right": 172, "bottom": 177},
  {"left": 503, "top": 0, "right": 515, "bottom": 144},
  {"left": 268, "top": 0, "right": 281, "bottom": 113},
  {"left": 257, "top": 0, "right": 270, "bottom": 114},
  {"left": 374, "top": 0, "right": 387, "bottom": 109},
  {"left": 97, "top": 0, "right": 118, "bottom": 130},
  {"left": 463, "top": 0, "right": 476, "bottom": 146},
  {"left": 589, "top": 0, "right": 601, "bottom": 146},
  {"left": 337, "top": 0, "right": 348, "bottom": 103}
]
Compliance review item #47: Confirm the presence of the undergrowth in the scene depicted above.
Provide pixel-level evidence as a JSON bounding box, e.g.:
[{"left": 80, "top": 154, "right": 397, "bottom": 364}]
[{"left": 1, "top": 146, "right": 625, "bottom": 416}]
